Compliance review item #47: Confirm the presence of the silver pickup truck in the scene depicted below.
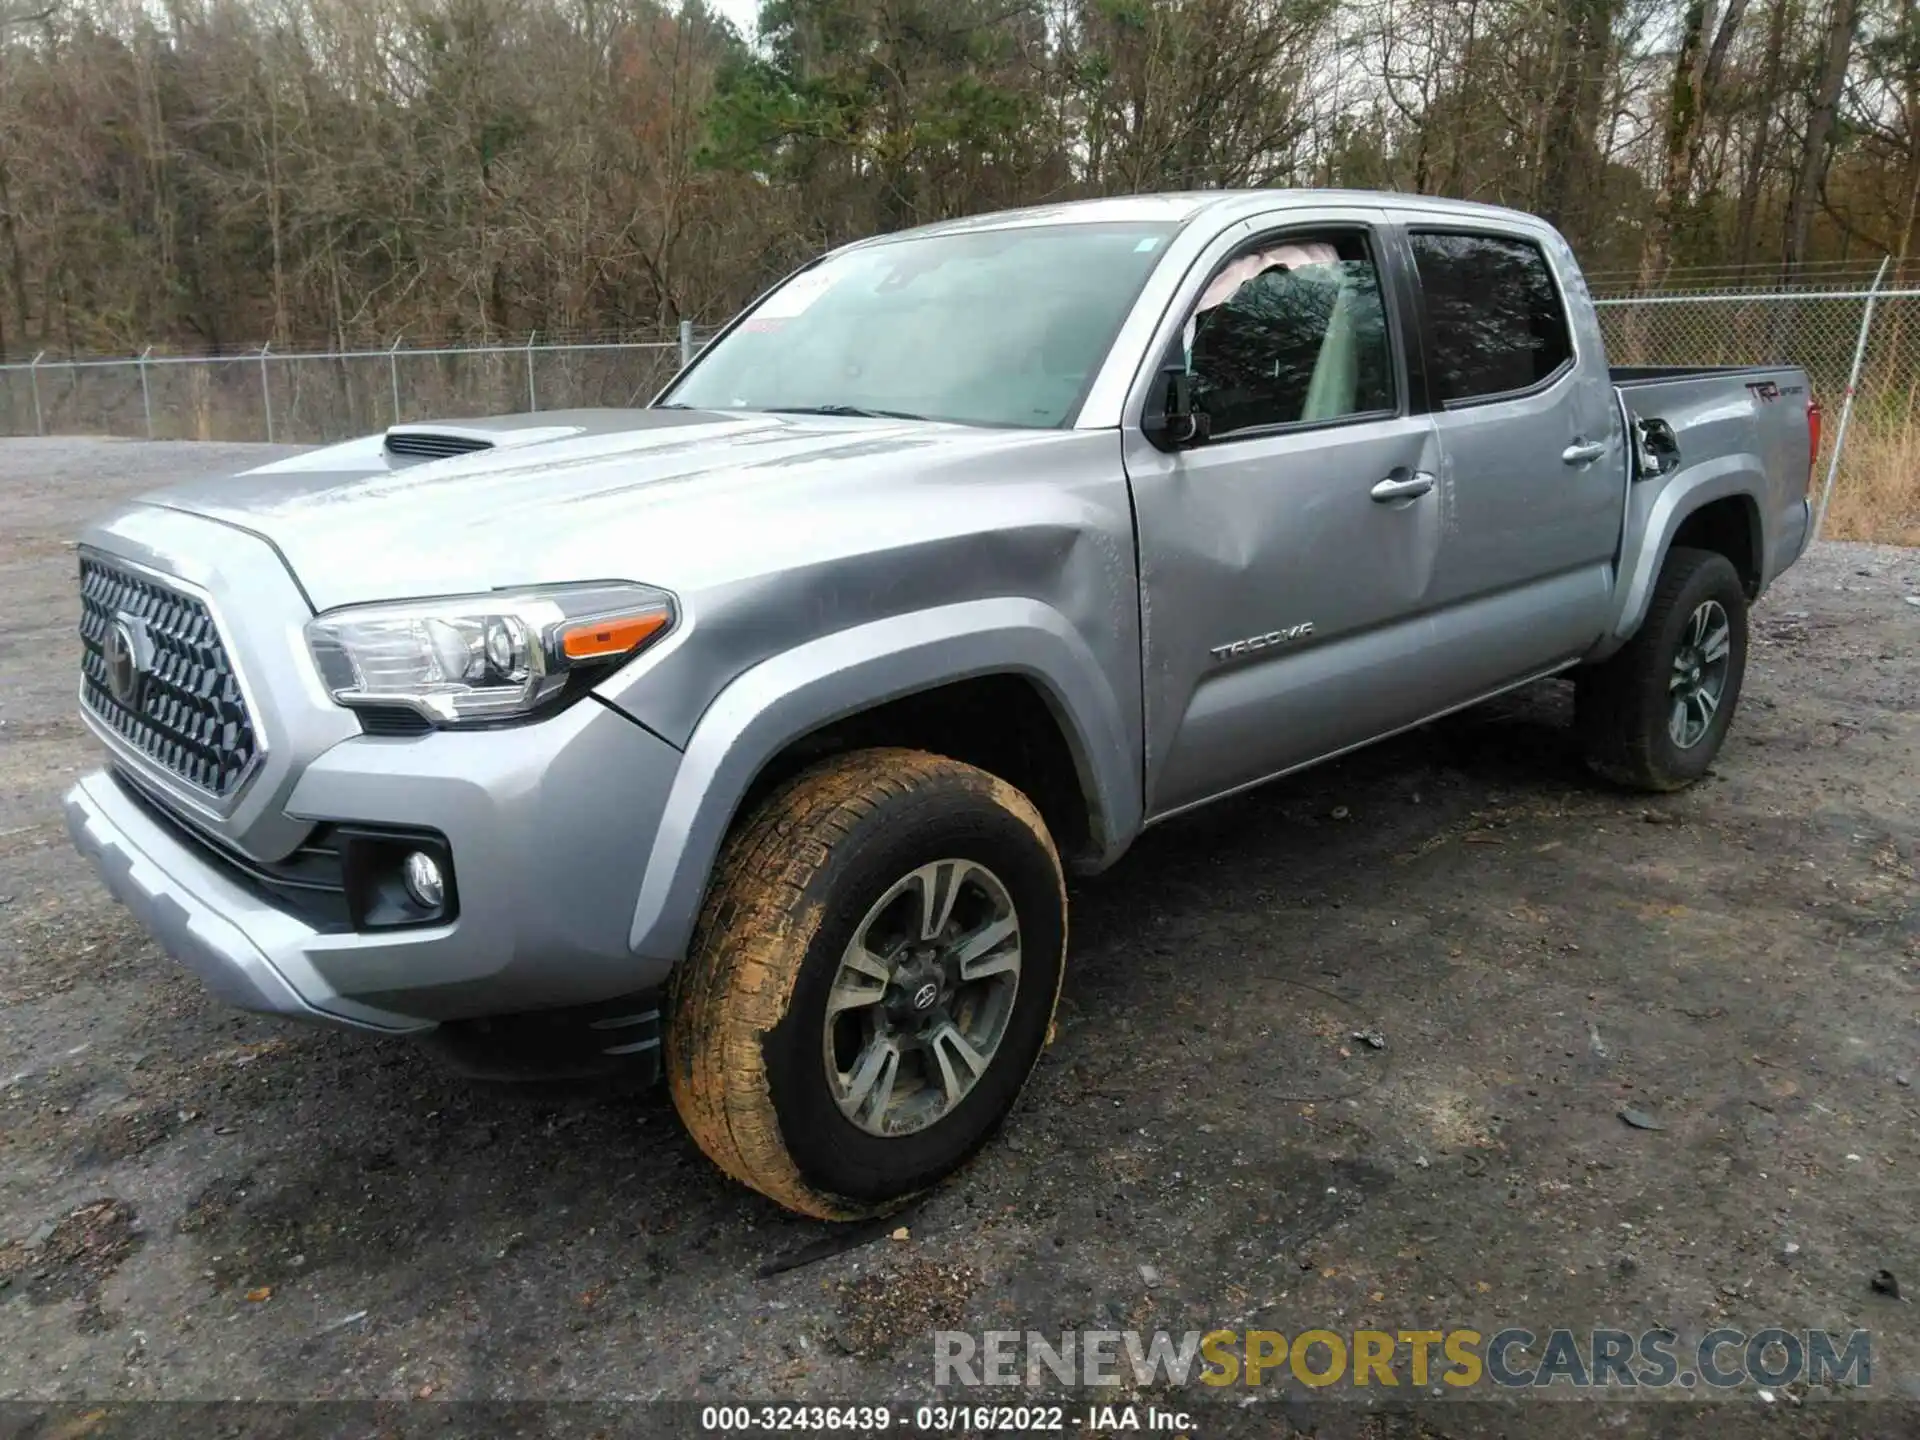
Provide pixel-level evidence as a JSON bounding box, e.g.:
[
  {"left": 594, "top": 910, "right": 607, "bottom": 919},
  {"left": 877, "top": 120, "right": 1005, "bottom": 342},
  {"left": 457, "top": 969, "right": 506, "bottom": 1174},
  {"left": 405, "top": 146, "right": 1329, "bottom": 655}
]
[{"left": 64, "top": 191, "right": 1817, "bottom": 1219}]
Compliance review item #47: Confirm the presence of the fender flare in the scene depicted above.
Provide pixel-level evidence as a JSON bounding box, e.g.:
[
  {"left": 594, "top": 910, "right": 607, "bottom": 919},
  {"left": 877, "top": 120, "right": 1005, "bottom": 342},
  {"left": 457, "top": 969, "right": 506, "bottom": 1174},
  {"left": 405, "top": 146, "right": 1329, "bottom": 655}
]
[
  {"left": 1593, "top": 457, "right": 1766, "bottom": 662},
  {"left": 627, "top": 597, "right": 1140, "bottom": 962}
]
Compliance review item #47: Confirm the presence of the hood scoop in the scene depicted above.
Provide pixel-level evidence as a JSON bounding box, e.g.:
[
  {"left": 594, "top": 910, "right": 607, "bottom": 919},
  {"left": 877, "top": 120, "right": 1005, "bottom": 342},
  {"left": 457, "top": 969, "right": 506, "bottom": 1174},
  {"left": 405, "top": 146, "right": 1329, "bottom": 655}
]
[
  {"left": 381, "top": 419, "right": 594, "bottom": 462},
  {"left": 383, "top": 426, "right": 496, "bottom": 461}
]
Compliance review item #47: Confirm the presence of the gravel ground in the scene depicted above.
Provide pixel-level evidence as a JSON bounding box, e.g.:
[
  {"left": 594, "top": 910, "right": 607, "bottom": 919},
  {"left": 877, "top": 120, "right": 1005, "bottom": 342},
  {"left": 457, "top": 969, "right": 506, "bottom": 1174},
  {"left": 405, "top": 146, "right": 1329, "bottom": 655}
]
[{"left": 0, "top": 438, "right": 1916, "bottom": 1436}]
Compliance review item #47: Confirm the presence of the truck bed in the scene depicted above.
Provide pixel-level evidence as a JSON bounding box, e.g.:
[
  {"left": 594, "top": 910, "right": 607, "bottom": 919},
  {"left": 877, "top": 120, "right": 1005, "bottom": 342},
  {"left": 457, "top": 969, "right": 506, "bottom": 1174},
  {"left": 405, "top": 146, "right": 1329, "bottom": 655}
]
[
  {"left": 1610, "top": 364, "right": 1794, "bottom": 387},
  {"left": 1608, "top": 361, "right": 1815, "bottom": 622}
]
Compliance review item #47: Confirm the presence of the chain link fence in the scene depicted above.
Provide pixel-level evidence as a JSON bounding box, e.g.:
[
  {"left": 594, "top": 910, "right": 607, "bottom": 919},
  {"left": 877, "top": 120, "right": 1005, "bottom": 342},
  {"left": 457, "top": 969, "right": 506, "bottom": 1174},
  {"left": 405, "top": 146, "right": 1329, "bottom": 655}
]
[
  {"left": 4, "top": 289, "right": 1917, "bottom": 544},
  {"left": 1592, "top": 280, "right": 1918, "bottom": 544},
  {"left": 0, "top": 331, "right": 700, "bottom": 448}
]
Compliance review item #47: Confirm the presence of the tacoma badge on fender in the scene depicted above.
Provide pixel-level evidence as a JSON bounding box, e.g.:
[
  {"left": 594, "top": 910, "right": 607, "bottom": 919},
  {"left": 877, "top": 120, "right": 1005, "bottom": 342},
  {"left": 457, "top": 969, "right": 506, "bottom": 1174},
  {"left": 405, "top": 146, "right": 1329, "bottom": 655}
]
[{"left": 1210, "top": 622, "right": 1315, "bottom": 662}]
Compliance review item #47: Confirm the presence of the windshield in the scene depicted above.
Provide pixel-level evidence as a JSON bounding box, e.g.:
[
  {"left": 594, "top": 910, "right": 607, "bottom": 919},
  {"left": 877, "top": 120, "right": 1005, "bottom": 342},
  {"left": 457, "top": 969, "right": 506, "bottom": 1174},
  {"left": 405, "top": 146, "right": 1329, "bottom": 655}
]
[{"left": 662, "top": 222, "right": 1179, "bottom": 428}]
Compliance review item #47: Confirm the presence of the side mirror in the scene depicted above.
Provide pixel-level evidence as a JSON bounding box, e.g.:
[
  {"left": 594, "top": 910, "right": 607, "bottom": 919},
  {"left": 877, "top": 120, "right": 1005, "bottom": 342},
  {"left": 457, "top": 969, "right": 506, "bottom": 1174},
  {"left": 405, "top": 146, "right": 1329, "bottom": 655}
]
[{"left": 1142, "top": 363, "right": 1209, "bottom": 451}]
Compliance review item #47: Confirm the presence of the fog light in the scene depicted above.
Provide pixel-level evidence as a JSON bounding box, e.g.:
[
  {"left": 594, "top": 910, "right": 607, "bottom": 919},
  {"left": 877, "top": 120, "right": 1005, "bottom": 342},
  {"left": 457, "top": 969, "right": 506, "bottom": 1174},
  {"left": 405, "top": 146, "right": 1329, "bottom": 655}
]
[{"left": 402, "top": 850, "right": 445, "bottom": 909}]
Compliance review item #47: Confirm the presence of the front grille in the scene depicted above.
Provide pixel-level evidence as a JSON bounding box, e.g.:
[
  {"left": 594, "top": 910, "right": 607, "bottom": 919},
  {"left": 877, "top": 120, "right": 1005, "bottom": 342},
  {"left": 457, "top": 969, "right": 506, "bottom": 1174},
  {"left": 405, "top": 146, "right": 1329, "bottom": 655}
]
[
  {"left": 79, "top": 554, "right": 259, "bottom": 799},
  {"left": 384, "top": 430, "right": 493, "bottom": 460}
]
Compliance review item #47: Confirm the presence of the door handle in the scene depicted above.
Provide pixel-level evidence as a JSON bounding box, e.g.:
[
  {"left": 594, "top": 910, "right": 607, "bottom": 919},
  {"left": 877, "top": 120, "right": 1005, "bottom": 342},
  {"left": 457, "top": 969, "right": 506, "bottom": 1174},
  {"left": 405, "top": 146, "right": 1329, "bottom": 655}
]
[
  {"left": 1371, "top": 470, "right": 1435, "bottom": 502},
  {"left": 1562, "top": 439, "right": 1607, "bottom": 465}
]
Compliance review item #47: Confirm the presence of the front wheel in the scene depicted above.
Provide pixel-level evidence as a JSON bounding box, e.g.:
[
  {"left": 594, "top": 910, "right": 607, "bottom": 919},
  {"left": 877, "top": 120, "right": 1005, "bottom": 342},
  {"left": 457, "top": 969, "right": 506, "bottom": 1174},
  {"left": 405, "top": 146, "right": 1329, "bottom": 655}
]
[
  {"left": 665, "top": 748, "right": 1067, "bottom": 1220},
  {"left": 1577, "top": 546, "right": 1749, "bottom": 792}
]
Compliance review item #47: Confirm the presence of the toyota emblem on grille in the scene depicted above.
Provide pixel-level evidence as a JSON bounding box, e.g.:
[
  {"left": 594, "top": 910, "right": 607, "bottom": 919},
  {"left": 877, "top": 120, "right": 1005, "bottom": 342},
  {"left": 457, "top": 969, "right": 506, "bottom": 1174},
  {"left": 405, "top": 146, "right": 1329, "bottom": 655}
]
[{"left": 104, "top": 613, "right": 151, "bottom": 708}]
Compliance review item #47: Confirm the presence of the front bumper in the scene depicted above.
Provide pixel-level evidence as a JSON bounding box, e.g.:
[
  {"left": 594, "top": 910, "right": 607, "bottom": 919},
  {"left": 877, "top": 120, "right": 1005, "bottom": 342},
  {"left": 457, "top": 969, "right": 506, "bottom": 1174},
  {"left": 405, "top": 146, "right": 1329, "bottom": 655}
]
[
  {"left": 66, "top": 693, "right": 685, "bottom": 1034},
  {"left": 66, "top": 767, "right": 404, "bottom": 1028}
]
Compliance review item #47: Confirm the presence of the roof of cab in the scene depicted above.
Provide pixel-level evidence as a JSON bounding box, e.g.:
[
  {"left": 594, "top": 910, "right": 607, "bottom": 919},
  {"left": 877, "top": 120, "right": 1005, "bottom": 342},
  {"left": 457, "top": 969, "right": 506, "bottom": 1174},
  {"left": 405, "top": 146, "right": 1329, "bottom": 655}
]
[{"left": 859, "top": 189, "right": 1541, "bottom": 244}]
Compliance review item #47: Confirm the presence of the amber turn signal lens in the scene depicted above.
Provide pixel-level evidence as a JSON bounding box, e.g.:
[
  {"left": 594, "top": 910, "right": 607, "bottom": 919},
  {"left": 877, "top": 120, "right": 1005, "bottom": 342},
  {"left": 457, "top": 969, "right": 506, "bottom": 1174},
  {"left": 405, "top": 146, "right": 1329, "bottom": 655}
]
[{"left": 560, "top": 610, "right": 670, "bottom": 660}]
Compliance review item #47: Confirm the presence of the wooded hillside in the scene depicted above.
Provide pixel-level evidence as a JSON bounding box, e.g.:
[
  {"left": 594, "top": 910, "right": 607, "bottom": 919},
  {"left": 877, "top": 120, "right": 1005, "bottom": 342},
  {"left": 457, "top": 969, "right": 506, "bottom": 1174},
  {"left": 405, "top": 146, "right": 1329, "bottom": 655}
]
[{"left": 2, "top": 0, "right": 1916, "bottom": 358}]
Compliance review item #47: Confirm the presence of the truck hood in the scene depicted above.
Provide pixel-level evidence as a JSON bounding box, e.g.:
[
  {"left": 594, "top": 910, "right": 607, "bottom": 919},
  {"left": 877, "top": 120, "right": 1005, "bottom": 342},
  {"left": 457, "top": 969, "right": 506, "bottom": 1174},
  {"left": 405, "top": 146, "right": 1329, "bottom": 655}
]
[{"left": 136, "top": 409, "right": 1093, "bottom": 612}]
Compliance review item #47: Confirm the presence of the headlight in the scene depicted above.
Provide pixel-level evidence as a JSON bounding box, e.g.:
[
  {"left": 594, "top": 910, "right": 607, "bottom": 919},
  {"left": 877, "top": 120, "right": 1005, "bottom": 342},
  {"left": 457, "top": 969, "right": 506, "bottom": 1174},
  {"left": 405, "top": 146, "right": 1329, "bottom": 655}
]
[{"left": 305, "top": 582, "right": 675, "bottom": 726}]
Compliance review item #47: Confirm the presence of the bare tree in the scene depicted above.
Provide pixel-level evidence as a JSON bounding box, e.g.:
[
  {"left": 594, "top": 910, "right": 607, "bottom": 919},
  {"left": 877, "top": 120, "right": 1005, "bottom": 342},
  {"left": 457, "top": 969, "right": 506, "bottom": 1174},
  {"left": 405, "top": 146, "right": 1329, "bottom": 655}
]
[{"left": 1785, "top": 0, "right": 1863, "bottom": 276}]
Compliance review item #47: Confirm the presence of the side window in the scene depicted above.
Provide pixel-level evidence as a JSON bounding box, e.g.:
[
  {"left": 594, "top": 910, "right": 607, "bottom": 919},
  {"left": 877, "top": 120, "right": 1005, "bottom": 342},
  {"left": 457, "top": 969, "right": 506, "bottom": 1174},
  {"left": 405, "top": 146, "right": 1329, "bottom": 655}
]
[
  {"left": 1409, "top": 233, "right": 1573, "bottom": 403},
  {"left": 1183, "top": 234, "right": 1394, "bottom": 436}
]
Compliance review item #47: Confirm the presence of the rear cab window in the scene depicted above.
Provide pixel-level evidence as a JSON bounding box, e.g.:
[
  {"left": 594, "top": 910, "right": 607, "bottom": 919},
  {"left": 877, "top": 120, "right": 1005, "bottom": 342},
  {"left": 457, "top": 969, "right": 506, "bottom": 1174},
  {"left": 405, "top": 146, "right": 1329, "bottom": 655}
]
[{"left": 1408, "top": 232, "right": 1573, "bottom": 404}]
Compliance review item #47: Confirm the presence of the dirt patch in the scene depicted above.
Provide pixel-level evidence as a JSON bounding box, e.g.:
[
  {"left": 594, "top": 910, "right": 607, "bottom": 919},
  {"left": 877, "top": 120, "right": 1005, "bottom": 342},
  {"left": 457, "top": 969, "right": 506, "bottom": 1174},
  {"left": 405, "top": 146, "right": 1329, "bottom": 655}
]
[
  {"left": 175, "top": 1176, "right": 254, "bottom": 1236},
  {"left": 835, "top": 1259, "right": 981, "bottom": 1360},
  {"left": 0, "top": 1198, "right": 143, "bottom": 1327},
  {"left": 70, "top": 1105, "right": 187, "bottom": 1167}
]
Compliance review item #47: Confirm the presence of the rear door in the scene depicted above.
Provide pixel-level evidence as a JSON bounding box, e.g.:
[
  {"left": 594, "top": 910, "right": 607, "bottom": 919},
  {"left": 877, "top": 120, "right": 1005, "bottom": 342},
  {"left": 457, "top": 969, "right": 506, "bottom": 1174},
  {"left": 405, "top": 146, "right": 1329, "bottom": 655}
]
[{"left": 1396, "top": 221, "right": 1624, "bottom": 693}]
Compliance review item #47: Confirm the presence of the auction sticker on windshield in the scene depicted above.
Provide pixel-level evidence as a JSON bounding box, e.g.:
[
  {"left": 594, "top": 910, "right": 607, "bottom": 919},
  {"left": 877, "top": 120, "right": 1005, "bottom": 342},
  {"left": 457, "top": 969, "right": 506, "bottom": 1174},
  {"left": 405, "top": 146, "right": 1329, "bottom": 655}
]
[{"left": 752, "top": 265, "right": 843, "bottom": 323}]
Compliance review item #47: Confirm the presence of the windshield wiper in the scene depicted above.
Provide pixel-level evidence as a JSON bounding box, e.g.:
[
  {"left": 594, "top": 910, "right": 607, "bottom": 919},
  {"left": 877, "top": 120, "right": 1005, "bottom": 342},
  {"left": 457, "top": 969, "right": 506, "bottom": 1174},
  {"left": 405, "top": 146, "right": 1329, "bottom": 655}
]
[{"left": 765, "top": 404, "right": 934, "bottom": 422}]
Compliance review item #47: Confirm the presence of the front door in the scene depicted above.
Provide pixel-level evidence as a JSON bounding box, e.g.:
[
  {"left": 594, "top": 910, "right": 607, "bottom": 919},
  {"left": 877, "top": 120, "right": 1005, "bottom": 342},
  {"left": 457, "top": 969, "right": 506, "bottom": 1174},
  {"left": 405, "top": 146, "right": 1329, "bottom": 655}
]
[{"left": 1124, "top": 219, "right": 1447, "bottom": 818}]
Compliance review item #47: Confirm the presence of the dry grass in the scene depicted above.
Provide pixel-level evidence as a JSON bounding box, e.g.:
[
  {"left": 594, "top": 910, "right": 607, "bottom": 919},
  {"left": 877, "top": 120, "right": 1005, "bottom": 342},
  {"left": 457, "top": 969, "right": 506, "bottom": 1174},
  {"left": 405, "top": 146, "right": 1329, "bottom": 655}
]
[{"left": 1821, "top": 409, "right": 1920, "bottom": 546}]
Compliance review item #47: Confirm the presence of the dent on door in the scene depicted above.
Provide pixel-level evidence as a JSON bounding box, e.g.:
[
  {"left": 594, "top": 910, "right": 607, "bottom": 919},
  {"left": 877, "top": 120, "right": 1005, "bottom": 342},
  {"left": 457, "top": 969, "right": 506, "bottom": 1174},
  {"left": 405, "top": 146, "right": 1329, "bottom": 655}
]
[{"left": 1131, "top": 415, "right": 1447, "bottom": 816}]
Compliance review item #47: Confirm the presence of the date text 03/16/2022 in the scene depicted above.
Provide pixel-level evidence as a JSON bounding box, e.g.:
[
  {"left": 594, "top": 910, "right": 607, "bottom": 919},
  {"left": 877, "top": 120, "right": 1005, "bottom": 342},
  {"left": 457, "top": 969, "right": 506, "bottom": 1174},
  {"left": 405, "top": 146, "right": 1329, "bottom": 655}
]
[{"left": 699, "top": 1404, "right": 1189, "bottom": 1432}]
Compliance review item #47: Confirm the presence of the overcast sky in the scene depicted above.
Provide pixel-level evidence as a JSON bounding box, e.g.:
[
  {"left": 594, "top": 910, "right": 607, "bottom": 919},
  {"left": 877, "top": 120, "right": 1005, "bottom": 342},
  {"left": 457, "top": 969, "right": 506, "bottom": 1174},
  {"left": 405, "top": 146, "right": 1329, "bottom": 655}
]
[{"left": 707, "top": 0, "right": 760, "bottom": 38}]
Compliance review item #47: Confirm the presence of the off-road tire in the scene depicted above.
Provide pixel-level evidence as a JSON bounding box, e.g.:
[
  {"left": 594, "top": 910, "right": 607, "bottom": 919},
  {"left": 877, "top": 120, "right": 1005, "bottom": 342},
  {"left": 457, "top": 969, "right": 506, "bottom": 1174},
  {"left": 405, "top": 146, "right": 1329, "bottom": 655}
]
[
  {"left": 665, "top": 748, "right": 1067, "bottom": 1220},
  {"left": 1576, "top": 546, "right": 1749, "bottom": 792}
]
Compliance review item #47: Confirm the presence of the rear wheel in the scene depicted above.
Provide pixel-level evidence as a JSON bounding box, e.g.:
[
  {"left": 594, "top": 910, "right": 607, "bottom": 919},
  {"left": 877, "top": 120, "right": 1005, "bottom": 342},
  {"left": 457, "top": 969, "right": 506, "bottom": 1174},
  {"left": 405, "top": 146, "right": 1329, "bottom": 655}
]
[
  {"left": 1577, "top": 546, "right": 1749, "bottom": 792},
  {"left": 665, "top": 748, "right": 1066, "bottom": 1219}
]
